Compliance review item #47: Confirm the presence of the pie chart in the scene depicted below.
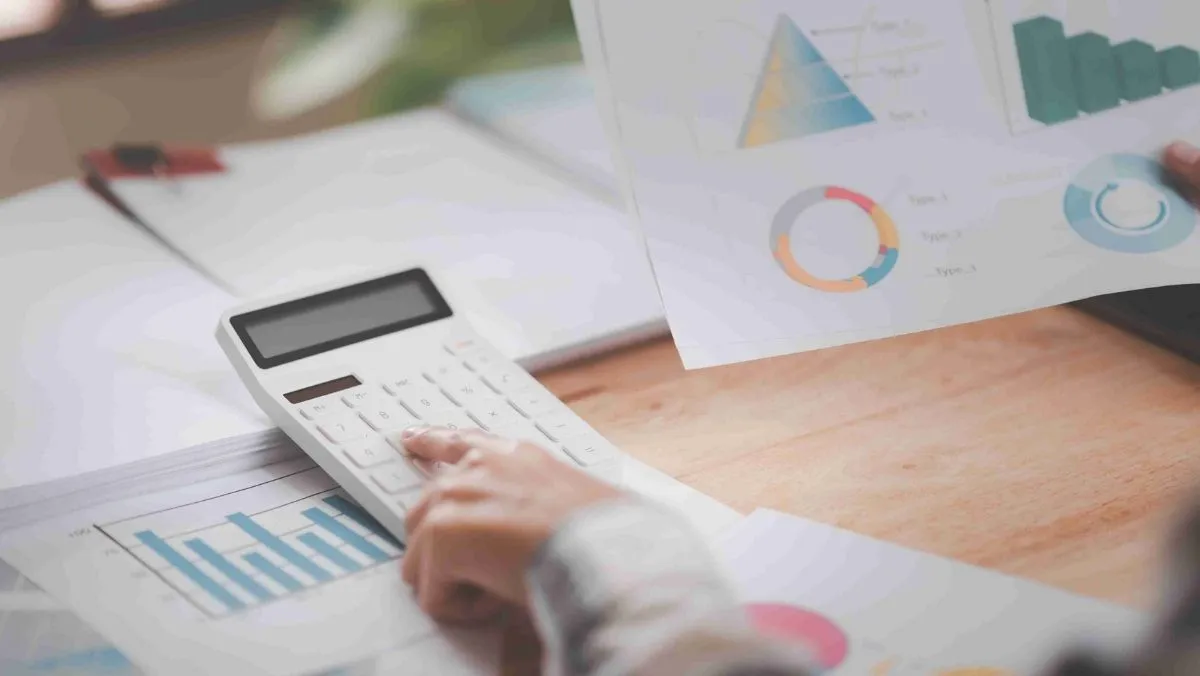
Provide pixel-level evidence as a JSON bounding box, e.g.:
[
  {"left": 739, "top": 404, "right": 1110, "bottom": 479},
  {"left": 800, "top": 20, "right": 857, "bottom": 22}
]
[
  {"left": 1063, "top": 153, "right": 1195, "bottom": 253},
  {"left": 745, "top": 603, "right": 849, "bottom": 670}
]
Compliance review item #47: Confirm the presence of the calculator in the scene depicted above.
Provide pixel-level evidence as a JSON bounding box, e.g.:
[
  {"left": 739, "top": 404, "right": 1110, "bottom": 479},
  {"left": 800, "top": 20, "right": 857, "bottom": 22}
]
[{"left": 216, "top": 267, "right": 621, "bottom": 544}]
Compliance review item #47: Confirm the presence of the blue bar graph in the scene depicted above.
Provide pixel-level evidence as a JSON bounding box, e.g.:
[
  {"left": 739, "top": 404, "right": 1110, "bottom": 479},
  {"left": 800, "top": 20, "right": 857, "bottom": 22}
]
[
  {"left": 323, "top": 495, "right": 403, "bottom": 550},
  {"left": 303, "top": 507, "right": 391, "bottom": 563},
  {"left": 298, "top": 533, "right": 362, "bottom": 573},
  {"left": 243, "top": 553, "right": 303, "bottom": 593},
  {"left": 115, "top": 483, "right": 408, "bottom": 618},
  {"left": 134, "top": 531, "right": 245, "bottom": 611},
  {"left": 184, "top": 539, "right": 274, "bottom": 602},
  {"left": 228, "top": 513, "right": 333, "bottom": 583}
]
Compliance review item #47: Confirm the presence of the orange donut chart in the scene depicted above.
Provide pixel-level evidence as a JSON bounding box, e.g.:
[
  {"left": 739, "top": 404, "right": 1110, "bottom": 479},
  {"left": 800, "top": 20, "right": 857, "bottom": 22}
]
[{"left": 770, "top": 186, "right": 899, "bottom": 293}]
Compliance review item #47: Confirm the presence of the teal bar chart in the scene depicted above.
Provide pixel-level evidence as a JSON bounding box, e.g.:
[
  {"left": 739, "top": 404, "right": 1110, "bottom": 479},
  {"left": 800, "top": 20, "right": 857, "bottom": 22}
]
[
  {"left": 1013, "top": 16, "right": 1078, "bottom": 124},
  {"left": 101, "top": 471, "right": 404, "bottom": 617},
  {"left": 1011, "top": 15, "right": 1199, "bottom": 127},
  {"left": 1114, "top": 39, "right": 1162, "bottom": 101},
  {"left": 1160, "top": 46, "right": 1200, "bottom": 89},
  {"left": 1068, "top": 32, "right": 1120, "bottom": 113}
]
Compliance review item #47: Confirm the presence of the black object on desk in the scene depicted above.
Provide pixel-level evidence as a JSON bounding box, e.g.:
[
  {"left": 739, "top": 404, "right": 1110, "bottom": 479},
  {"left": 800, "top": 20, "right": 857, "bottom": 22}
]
[{"left": 1075, "top": 287, "right": 1200, "bottom": 363}]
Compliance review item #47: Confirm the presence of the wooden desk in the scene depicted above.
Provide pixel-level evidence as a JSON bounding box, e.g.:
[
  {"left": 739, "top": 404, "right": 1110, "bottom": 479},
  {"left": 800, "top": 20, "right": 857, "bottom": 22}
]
[
  {"left": 501, "top": 305, "right": 1200, "bottom": 672},
  {"left": 540, "top": 305, "right": 1200, "bottom": 608}
]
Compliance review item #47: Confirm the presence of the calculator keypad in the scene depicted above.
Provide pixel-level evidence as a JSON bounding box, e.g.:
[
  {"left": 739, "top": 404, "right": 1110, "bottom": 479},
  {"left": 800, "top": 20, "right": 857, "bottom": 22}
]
[
  {"left": 340, "top": 389, "right": 376, "bottom": 409},
  {"left": 318, "top": 415, "right": 372, "bottom": 444},
  {"left": 297, "top": 399, "right": 343, "bottom": 420},
  {"left": 371, "top": 464, "right": 424, "bottom": 494},
  {"left": 341, "top": 438, "right": 397, "bottom": 469},
  {"left": 292, "top": 338, "right": 617, "bottom": 515},
  {"left": 358, "top": 401, "right": 419, "bottom": 432}
]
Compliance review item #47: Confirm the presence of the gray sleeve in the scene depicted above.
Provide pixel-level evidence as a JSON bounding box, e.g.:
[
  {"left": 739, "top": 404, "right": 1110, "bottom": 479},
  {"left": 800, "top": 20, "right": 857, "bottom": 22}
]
[{"left": 525, "top": 496, "right": 816, "bottom": 676}]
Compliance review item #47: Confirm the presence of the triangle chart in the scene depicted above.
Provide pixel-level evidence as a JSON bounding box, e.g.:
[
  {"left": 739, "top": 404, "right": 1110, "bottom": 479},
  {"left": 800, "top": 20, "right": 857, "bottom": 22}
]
[{"left": 739, "top": 17, "right": 875, "bottom": 148}]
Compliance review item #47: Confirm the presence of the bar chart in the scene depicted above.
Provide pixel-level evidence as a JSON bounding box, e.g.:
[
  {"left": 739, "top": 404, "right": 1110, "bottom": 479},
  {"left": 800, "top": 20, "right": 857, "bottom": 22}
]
[
  {"left": 988, "top": 0, "right": 1200, "bottom": 133},
  {"left": 98, "top": 468, "right": 403, "bottom": 617}
]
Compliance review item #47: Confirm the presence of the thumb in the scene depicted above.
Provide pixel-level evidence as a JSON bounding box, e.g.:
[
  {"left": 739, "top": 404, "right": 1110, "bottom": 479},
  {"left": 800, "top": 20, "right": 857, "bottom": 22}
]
[{"left": 1163, "top": 142, "right": 1200, "bottom": 192}]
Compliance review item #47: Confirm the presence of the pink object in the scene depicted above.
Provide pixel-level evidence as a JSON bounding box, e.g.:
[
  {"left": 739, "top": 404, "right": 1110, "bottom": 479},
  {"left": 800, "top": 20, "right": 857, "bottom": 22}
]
[
  {"left": 745, "top": 603, "right": 849, "bottom": 669},
  {"left": 825, "top": 186, "right": 876, "bottom": 212}
]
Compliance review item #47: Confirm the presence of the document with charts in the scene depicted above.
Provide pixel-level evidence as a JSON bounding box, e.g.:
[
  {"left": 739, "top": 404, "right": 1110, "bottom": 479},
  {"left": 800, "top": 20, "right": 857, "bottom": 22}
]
[
  {"left": 0, "top": 458, "right": 498, "bottom": 676},
  {"left": 722, "top": 510, "right": 1144, "bottom": 674},
  {"left": 572, "top": 0, "right": 1200, "bottom": 367},
  {"left": 0, "top": 443, "right": 735, "bottom": 675}
]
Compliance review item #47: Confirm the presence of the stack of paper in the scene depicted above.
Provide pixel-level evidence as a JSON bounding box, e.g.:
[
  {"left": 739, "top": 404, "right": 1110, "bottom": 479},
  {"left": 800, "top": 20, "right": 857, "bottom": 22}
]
[{"left": 0, "top": 183, "right": 275, "bottom": 522}]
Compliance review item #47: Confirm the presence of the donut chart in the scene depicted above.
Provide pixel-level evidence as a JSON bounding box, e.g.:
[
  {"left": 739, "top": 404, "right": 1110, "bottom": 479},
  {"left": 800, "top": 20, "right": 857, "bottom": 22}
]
[
  {"left": 1063, "top": 153, "right": 1195, "bottom": 253},
  {"left": 770, "top": 186, "right": 899, "bottom": 292},
  {"left": 745, "top": 603, "right": 849, "bottom": 670}
]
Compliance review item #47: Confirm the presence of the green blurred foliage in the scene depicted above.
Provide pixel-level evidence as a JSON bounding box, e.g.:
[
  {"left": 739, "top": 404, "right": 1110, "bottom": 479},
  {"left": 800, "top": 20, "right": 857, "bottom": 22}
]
[{"left": 367, "top": 0, "right": 581, "bottom": 114}]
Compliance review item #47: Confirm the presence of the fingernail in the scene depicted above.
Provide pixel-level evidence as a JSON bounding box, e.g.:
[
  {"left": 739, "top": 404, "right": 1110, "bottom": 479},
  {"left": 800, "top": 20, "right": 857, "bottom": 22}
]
[
  {"left": 401, "top": 425, "right": 428, "bottom": 440},
  {"left": 1169, "top": 142, "right": 1200, "bottom": 165}
]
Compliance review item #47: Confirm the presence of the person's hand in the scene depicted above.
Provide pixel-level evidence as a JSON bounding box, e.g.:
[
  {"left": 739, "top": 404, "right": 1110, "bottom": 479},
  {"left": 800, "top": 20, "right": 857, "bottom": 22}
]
[
  {"left": 1164, "top": 142, "right": 1200, "bottom": 202},
  {"left": 400, "top": 426, "right": 622, "bottom": 624}
]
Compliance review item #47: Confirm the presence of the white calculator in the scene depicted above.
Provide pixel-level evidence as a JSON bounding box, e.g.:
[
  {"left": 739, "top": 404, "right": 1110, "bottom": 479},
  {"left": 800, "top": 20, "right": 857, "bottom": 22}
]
[{"left": 217, "top": 267, "right": 621, "bottom": 544}]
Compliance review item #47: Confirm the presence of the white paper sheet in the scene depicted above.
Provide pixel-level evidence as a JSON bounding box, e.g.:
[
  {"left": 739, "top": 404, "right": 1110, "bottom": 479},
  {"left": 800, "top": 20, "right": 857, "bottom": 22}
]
[
  {"left": 105, "top": 109, "right": 666, "bottom": 372},
  {"left": 0, "top": 458, "right": 499, "bottom": 675},
  {"left": 0, "top": 557, "right": 491, "bottom": 676},
  {"left": 572, "top": 0, "right": 1200, "bottom": 368},
  {"left": 0, "top": 183, "right": 272, "bottom": 494},
  {"left": 722, "top": 509, "right": 1145, "bottom": 674},
  {"left": 0, "top": 447, "right": 737, "bottom": 676},
  {"left": 0, "top": 559, "right": 140, "bottom": 675}
]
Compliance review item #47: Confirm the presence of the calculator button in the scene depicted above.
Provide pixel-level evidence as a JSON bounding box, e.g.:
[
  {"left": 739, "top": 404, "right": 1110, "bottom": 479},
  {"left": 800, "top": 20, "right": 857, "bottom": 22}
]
[
  {"left": 341, "top": 439, "right": 397, "bottom": 469},
  {"left": 358, "top": 402, "right": 420, "bottom": 432},
  {"left": 395, "top": 488, "right": 423, "bottom": 512},
  {"left": 423, "top": 409, "right": 484, "bottom": 432},
  {"left": 508, "top": 390, "right": 560, "bottom": 418},
  {"left": 441, "top": 380, "right": 501, "bottom": 407},
  {"left": 561, "top": 438, "right": 615, "bottom": 467},
  {"left": 387, "top": 374, "right": 456, "bottom": 415},
  {"left": 396, "top": 390, "right": 457, "bottom": 418},
  {"left": 443, "top": 336, "right": 482, "bottom": 355},
  {"left": 371, "top": 464, "right": 423, "bottom": 494},
  {"left": 384, "top": 375, "right": 437, "bottom": 397},
  {"left": 479, "top": 370, "right": 537, "bottom": 394},
  {"left": 535, "top": 411, "right": 589, "bottom": 442},
  {"left": 423, "top": 358, "right": 471, "bottom": 385},
  {"left": 469, "top": 403, "right": 534, "bottom": 434},
  {"left": 340, "top": 388, "right": 375, "bottom": 409},
  {"left": 296, "top": 398, "right": 344, "bottom": 420},
  {"left": 462, "top": 352, "right": 505, "bottom": 373},
  {"left": 318, "top": 416, "right": 372, "bottom": 444}
]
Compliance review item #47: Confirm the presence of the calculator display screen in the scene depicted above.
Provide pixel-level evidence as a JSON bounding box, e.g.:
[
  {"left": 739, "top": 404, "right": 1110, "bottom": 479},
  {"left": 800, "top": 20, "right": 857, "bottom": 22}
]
[{"left": 231, "top": 269, "right": 453, "bottom": 369}]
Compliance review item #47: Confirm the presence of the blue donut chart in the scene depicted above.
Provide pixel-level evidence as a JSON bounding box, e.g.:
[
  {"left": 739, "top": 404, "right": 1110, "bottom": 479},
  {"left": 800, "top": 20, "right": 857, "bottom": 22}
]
[{"left": 1063, "top": 154, "right": 1195, "bottom": 253}]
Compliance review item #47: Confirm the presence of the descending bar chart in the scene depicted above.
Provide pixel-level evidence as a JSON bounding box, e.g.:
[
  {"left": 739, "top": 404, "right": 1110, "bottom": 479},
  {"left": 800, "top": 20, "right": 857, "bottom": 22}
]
[
  {"left": 990, "top": 1, "right": 1200, "bottom": 132},
  {"left": 99, "top": 468, "right": 403, "bottom": 617}
]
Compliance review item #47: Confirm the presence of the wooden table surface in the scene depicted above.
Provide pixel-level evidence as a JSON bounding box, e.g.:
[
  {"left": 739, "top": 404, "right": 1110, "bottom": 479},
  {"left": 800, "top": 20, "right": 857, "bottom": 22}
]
[
  {"left": 540, "top": 306, "right": 1200, "bottom": 608},
  {"left": 500, "top": 305, "right": 1200, "bottom": 672}
]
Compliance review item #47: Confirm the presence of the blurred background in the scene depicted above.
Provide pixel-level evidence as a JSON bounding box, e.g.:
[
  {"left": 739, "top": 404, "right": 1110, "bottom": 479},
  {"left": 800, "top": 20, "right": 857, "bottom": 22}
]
[{"left": 0, "top": 0, "right": 582, "bottom": 198}]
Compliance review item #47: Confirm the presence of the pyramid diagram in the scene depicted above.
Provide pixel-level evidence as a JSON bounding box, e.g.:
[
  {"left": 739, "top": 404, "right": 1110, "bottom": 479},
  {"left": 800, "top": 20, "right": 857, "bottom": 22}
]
[{"left": 739, "top": 17, "right": 875, "bottom": 148}]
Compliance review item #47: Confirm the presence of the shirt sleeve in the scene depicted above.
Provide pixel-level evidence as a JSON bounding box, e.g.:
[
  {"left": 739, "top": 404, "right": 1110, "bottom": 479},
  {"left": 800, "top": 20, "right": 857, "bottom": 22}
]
[{"left": 525, "top": 496, "right": 817, "bottom": 676}]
